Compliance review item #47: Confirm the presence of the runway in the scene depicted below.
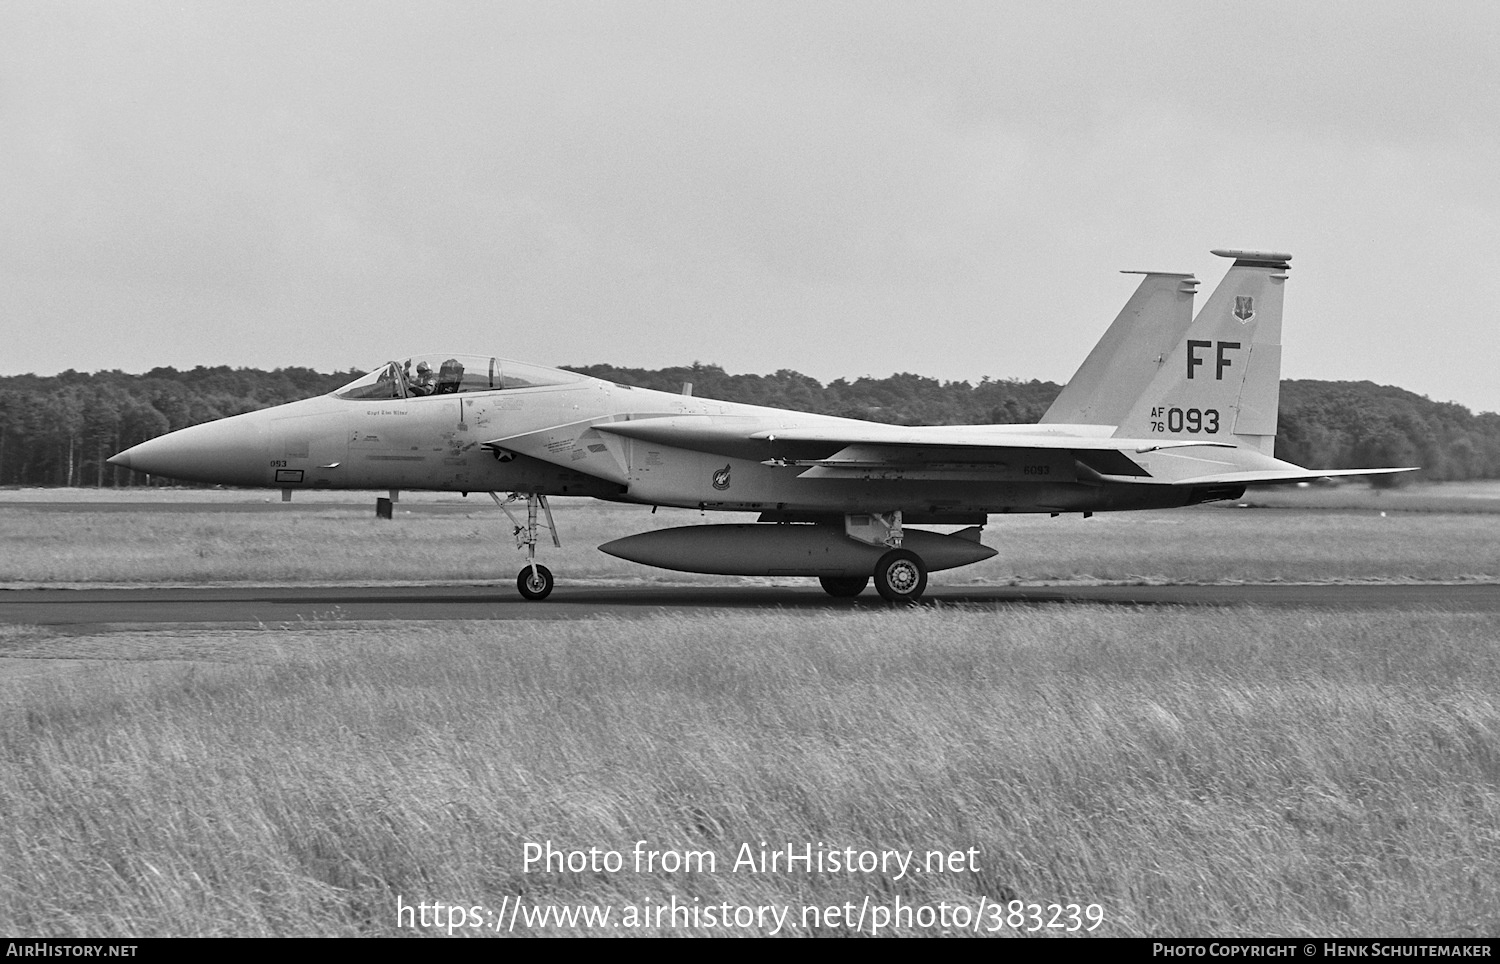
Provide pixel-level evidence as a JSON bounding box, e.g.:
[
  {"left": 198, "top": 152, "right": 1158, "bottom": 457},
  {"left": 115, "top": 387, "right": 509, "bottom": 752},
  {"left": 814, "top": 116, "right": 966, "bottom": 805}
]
[{"left": 2, "top": 582, "right": 1497, "bottom": 629}]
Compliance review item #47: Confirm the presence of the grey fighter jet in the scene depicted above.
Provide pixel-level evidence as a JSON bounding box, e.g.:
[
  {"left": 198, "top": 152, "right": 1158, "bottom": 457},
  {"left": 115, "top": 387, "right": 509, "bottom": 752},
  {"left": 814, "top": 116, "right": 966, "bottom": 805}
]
[{"left": 110, "top": 250, "right": 1414, "bottom": 601}]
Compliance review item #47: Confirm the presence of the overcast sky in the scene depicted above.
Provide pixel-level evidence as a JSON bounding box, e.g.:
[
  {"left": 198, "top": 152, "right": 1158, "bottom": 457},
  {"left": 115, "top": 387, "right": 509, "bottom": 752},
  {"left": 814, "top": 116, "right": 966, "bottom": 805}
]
[{"left": 4, "top": 1, "right": 1497, "bottom": 413}]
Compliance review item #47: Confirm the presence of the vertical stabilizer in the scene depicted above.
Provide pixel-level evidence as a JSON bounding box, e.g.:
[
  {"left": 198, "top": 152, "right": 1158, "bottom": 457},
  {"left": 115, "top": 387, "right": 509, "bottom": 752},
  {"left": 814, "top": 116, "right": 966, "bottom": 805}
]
[
  {"left": 1112, "top": 250, "right": 1291, "bottom": 455},
  {"left": 1041, "top": 271, "right": 1199, "bottom": 424}
]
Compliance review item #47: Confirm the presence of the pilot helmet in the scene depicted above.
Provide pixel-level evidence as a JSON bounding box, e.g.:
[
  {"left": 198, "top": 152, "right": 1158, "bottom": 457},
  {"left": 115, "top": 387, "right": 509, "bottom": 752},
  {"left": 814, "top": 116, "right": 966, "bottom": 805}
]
[{"left": 416, "top": 361, "right": 431, "bottom": 374}]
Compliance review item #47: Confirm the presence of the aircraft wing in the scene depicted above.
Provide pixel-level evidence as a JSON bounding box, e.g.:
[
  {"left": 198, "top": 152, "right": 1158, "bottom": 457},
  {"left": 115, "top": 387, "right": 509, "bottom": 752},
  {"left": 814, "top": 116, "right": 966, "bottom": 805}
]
[
  {"left": 520, "top": 416, "right": 1420, "bottom": 487},
  {"left": 594, "top": 415, "right": 1126, "bottom": 454}
]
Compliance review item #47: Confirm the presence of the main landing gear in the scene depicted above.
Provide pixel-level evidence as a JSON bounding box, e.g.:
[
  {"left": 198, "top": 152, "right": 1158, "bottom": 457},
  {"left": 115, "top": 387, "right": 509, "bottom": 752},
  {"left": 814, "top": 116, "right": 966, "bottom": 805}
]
[
  {"left": 820, "top": 511, "right": 929, "bottom": 603},
  {"left": 492, "top": 492, "right": 559, "bottom": 601},
  {"left": 818, "top": 576, "right": 869, "bottom": 597},
  {"left": 873, "top": 548, "right": 927, "bottom": 603},
  {"left": 815, "top": 551, "right": 928, "bottom": 602}
]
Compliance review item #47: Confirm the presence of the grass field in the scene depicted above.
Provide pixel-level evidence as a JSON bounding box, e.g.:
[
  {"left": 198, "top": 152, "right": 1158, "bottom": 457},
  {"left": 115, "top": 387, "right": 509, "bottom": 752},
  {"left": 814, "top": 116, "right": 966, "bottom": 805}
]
[
  {"left": 2, "top": 484, "right": 1498, "bottom": 937},
  {"left": 2, "top": 609, "right": 1497, "bottom": 937},
  {"left": 3, "top": 481, "right": 1499, "bottom": 587}
]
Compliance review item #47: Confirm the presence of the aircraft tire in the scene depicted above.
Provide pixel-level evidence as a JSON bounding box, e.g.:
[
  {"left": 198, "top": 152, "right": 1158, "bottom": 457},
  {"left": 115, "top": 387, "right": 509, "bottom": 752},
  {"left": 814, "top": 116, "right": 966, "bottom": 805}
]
[
  {"left": 874, "top": 549, "right": 927, "bottom": 603},
  {"left": 819, "top": 575, "right": 869, "bottom": 598},
  {"left": 517, "top": 564, "right": 555, "bottom": 601}
]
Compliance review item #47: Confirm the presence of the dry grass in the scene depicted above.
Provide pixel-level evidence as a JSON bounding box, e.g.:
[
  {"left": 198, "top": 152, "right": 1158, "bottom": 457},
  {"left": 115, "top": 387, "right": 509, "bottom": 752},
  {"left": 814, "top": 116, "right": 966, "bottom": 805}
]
[
  {"left": 4, "top": 485, "right": 1496, "bottom": 937},
  {"left": 2, "top": 609, "right": 1498, "bottom": 936}
]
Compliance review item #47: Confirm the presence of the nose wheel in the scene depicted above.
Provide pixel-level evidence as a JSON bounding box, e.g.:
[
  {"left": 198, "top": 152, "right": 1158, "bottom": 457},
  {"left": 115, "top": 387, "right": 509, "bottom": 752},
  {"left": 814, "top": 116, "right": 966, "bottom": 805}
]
[
  {"left": 517, "top": 564, "right": 555, "bottom": 600},
  {"left": 874, "top": 549, "right": 927, "bottom": 603}
]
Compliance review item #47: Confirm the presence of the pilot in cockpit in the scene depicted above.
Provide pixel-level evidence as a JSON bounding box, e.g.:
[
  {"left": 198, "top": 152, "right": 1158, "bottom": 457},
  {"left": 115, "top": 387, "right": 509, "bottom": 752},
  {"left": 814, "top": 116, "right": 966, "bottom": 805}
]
[{"left": 408, "top": 360, "right": 436, "bottom": 396}]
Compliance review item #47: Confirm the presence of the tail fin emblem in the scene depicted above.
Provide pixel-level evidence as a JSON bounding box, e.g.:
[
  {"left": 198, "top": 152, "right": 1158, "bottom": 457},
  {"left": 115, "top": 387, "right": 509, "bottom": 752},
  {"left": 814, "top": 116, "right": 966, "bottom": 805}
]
[{"left": 1233, "top": 296, "right": 1255, "bottom": 323}]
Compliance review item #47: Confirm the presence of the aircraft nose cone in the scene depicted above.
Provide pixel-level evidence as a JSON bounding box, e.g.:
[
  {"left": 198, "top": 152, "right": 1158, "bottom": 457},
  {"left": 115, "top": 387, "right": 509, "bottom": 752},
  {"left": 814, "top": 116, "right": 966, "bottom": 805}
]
[{"left": 108, "top": 412, "right": 273, "bottom": 485}]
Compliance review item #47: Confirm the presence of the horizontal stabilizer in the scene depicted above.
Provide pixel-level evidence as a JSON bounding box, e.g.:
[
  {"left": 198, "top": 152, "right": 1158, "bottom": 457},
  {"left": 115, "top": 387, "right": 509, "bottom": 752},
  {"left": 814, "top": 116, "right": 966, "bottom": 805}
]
[
  {"left": 1168, "top": 466, "right": 1420, "bottom": 487},
  {"left": 1085, "top": 466, "right": 1420, "bottom": 486}
]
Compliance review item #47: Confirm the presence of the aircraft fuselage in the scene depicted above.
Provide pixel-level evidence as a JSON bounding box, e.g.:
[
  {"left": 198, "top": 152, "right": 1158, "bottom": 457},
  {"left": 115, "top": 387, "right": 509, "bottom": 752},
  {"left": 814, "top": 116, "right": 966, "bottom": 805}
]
[{"left": 110, "top": 376, "right": 1206, "bottom": 515}]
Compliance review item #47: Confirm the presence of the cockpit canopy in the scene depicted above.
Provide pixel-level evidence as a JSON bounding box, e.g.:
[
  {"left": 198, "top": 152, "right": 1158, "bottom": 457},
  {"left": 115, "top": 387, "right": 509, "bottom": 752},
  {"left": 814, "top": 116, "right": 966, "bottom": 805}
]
[{"left": 334, "top": 354, "right": 586, "bottom": 400}]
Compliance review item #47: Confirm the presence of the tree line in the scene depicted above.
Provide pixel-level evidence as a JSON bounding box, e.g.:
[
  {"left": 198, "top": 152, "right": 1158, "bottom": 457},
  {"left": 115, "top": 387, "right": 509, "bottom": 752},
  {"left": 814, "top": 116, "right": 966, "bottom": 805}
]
[{"left": 1, "top": 364, "right": 1495, "bottom": 487}]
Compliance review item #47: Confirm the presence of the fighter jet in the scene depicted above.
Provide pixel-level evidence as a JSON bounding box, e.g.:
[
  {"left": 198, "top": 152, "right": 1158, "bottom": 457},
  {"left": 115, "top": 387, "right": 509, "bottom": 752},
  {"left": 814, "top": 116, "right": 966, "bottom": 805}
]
[{"left": 109, "top": 249, "right": 1414, "bottom": 601}]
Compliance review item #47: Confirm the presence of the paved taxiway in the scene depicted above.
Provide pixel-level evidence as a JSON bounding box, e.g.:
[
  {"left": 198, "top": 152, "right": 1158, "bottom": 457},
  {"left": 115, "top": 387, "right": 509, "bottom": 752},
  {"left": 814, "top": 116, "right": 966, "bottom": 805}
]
[{"left": 1, "top": 583, "right": 1496, "bottom": 628}]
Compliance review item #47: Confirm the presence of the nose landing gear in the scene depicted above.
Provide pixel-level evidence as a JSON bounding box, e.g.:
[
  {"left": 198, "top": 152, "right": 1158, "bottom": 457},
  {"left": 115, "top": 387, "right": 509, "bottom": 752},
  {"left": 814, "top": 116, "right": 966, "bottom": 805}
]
[
  {"left": 517, "top": 563, "right": 554, "bottom": 600},
  {"left": 492, "top": 492, "right": 560, "bottom": 600}
]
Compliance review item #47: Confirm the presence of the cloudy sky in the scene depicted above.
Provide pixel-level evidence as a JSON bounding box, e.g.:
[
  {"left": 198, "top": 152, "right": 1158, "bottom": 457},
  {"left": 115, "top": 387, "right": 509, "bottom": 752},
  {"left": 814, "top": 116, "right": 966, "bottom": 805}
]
[{"left": 4, "top": 1, "right": 1497, "bottom": 413}]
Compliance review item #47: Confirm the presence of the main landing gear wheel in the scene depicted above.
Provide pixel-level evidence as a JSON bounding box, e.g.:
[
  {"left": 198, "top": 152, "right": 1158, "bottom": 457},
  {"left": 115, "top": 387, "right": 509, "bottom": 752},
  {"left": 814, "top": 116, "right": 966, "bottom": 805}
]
[
  {"left": 819, "top": 575, "right": 869, "bottom": 598},
  {"left": 517, "top": 564, "right": 554, "bottom": 601},
  {"left": 874, "top": 549, "right": 927, "bottom": 603}
]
